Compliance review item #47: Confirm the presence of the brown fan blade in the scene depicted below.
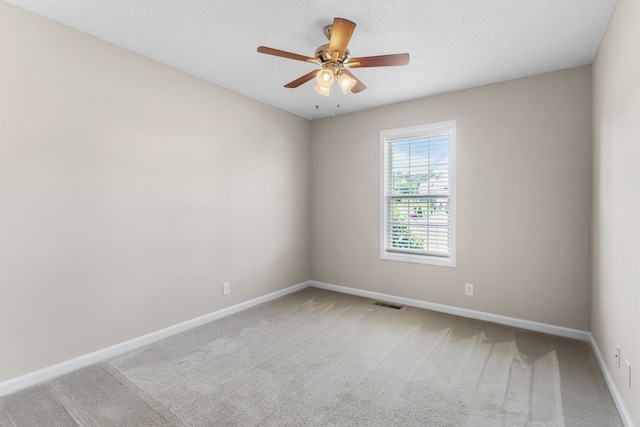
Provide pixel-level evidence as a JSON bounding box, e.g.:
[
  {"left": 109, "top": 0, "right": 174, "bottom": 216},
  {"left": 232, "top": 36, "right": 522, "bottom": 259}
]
[
  {"left": 257, "top": 46, "right": 317, "bottom": 63},
  {"left": 341, "top": 69, "right": 367, "bottom": 93},
  {"left": 347, "top": 53, "right": 410, "bottom": 68},
  {"left": 328, "top": 18, "right": 356, "bottom": 60},
  {"left": 284, "top": 70, "right": 319, "bottom": 88}
]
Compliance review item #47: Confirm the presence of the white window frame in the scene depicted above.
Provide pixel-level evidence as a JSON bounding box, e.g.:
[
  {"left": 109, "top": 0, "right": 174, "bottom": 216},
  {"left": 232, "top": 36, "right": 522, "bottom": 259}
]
[{"left": 380, "top": 120, "right": 457, "bottom": 267}]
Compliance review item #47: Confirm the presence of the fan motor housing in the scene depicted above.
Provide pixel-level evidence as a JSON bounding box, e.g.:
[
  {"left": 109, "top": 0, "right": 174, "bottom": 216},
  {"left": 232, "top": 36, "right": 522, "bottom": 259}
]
[{"left": 315, "top": 43, "right": 350, "bottom": 63}]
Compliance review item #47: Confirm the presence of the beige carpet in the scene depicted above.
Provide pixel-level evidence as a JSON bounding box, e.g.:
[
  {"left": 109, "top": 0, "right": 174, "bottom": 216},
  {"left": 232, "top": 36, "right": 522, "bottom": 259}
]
[{"left": 0, "top": 287, "right": 623, "bottom": 426}]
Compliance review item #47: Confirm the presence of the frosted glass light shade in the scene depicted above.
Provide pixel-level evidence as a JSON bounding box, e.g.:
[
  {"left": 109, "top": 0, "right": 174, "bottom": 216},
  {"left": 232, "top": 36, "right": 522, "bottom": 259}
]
[
  {"left": 337, "top": 72, "right": 357, "bottom": 94},
  {"left": 316, "top": 68, "right": 334, "bottom": 88},
  {"left": 314, "top": 85, "right": 331, "bottom": 96}
]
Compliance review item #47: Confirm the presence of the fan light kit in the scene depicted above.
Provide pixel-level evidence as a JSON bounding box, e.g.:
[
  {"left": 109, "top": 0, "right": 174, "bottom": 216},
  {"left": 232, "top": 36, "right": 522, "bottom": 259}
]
[{"left": 257, "top": 18, "right": 410, "bottom": 96}]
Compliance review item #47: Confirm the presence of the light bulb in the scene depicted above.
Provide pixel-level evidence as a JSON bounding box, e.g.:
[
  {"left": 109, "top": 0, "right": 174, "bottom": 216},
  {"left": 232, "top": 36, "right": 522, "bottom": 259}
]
[{"left": 316, "top": 68, "right": 334, "bottom": 88}]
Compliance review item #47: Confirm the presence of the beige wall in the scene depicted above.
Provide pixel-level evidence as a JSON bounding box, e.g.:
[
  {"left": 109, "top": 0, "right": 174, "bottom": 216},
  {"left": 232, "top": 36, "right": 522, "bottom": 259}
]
[
  {"left": 0, "top": 3, "right": 310, "bottom": 382},
  {"left": 311, "top": 67, "right": 593, "bottom": 331},
  {"left": 592, "top": 0, "right": 640, "bottom": 423}
]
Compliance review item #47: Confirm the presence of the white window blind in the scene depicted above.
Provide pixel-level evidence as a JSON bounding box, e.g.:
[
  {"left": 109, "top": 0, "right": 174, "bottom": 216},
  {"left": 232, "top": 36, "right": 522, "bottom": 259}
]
[{"left": 380, "top": 121, "right": 456, "bottom": 267}]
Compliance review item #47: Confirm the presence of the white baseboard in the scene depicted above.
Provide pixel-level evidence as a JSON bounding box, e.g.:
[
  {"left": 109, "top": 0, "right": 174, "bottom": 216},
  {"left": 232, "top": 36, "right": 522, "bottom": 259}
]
[
  {"left": 0, "top": 281, "right": 309, "bottom": 398},
  {"left": 589, "top": 335, "right": 635, "bottom": 427},
  {"left": 310, "top": 280, "right": 634, "bottom": 426},
  {"left": 1, "top": 278, "right": 633, "bottom": 427},
  {"left": 309, "top": 280, "right": 590, "bottom": 341}
]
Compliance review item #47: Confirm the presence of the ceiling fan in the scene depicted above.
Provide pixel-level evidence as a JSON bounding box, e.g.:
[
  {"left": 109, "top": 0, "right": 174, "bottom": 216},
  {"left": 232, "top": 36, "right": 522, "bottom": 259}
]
[{"left": 257, "top": 17, "right": 410, "bottom": 96}]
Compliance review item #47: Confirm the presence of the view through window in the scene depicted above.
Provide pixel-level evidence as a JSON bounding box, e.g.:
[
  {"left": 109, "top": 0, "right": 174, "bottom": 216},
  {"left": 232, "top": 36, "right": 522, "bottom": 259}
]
[{"left": 380, "top": 121, "right": 456, "bottom": 267}]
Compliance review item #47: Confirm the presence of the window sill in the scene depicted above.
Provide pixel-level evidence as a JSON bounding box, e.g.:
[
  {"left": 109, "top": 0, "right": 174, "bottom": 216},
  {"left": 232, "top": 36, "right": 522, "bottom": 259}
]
[{"left": 380, "top": 251, "right": 456, "bottom": 267}]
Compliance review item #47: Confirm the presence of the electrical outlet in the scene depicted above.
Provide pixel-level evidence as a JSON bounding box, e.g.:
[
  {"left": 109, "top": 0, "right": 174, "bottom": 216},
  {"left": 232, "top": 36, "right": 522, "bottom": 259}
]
[
  {"left": 626, "top": 360, "right": 631, "bottom": 389},
  {"left": 464, "top": 283, "right": 474, "bottom": 296},
  {"left": 615, "top": 346, "right": 621, "bottom": 368},
  {"left": 222, "top": 282, "right": 230, "bottom": 295}
]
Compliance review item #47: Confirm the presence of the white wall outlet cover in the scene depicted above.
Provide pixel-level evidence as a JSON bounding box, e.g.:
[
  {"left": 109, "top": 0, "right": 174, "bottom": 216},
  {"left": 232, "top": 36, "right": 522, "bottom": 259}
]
[
  {"left": 625, "top": 360, "right": 631, "bottom": 389},
  {"left": 464, "top": 283, "right": 473, "bottom": 296}
]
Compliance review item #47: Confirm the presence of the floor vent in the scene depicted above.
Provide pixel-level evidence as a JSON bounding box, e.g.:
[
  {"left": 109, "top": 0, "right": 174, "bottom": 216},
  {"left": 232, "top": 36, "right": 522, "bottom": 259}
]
[{"left": 373, "top": 301, "right": 404, "bottom": 310}]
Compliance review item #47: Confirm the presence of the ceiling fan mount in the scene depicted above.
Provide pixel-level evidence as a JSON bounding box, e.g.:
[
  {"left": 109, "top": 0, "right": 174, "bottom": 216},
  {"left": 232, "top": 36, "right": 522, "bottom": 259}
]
[
  {"left": 257, "top": 18, "right": 410, "bottom": 96},
  {"left": 316, "top": 23, "right": 352, "bottom": 62},
  {"left": 323, "top": 24, "right": 334, "bottom": 40}
]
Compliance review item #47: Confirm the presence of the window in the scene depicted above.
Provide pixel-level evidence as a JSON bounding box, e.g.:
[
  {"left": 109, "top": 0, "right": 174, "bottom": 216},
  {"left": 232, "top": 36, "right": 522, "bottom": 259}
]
[{"left": 380, "top": 120, "right": 456, "bottom": 267}]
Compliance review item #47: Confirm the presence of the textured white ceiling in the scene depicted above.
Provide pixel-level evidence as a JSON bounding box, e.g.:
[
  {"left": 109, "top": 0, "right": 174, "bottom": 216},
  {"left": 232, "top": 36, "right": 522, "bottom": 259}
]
[{"left": 4, "top": 0, "right": 617, "bottom": 120}]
